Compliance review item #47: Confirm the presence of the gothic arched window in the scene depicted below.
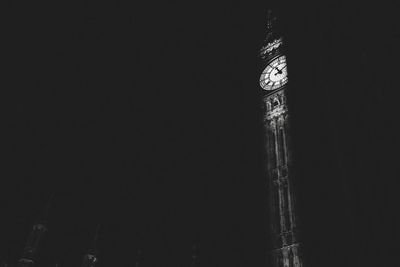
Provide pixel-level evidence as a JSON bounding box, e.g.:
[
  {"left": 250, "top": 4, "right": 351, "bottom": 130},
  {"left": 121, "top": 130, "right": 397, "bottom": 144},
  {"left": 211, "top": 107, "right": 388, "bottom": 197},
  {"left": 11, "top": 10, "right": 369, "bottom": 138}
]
[{"left": 273, "top": 98, "right": 280, "bottom": 107}]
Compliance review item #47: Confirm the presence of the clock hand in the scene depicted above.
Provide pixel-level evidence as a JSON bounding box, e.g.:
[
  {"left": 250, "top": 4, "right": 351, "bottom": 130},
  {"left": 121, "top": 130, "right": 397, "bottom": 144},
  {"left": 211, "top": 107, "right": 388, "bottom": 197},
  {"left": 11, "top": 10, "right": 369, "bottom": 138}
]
[
  {"left": 274, "top": 67, "right": 283, "bottom": 75},
  {"left": 275, "top": 65, "right": 287, "bottom": 75}
]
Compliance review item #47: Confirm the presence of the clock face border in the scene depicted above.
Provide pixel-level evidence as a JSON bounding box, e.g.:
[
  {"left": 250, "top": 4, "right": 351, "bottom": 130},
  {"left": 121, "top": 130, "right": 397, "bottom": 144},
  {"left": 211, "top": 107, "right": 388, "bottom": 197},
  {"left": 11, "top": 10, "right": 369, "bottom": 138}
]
[{"left": 260, "top": 55, "right": 288, "bottom": 91}]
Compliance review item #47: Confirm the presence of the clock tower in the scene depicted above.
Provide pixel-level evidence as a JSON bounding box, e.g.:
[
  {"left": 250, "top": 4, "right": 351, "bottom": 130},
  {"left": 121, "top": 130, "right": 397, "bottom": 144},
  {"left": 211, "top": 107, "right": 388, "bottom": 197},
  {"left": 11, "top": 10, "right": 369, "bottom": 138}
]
[{"left": 259, "top": 10, "right": 303, "bottom": 267}]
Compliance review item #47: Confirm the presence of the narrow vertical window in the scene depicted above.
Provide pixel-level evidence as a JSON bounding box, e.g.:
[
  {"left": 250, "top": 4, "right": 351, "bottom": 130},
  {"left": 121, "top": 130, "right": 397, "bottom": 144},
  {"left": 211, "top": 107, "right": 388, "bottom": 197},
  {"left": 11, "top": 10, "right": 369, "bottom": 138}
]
[
  {"left": 269, "top": 128, "right": 277, "bottom": 169},
  {"left": 272, "top": 187, "right": 281, "bottom": 234},
  {"left": 279, "top": 128, "right": 286, "bottom": 166},
  {"left": 283, "top": 185, "right": 291, "bottom": 231}
]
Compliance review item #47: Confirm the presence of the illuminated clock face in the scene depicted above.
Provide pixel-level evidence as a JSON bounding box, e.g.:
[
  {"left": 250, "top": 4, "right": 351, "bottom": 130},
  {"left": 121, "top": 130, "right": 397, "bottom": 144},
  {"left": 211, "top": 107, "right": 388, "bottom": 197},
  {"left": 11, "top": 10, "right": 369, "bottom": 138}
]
[{"left": 260, "top": 55, "right": 288, "bottom": 91}]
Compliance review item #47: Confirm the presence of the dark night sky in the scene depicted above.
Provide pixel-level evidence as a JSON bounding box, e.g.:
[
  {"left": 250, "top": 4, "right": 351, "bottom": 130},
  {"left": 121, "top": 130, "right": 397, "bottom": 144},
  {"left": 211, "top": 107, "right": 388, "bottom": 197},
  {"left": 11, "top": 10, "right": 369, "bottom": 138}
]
[{"left": 2, "top": 1, "right": 400, "bottom": 267}]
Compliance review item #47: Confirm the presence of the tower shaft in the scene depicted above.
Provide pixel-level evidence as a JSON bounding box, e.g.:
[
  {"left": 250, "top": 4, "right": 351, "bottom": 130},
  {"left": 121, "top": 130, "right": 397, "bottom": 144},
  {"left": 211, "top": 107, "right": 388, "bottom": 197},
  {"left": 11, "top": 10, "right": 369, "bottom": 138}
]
[{"left": 263, "top": 90, "right": 302, "bottom": 267}]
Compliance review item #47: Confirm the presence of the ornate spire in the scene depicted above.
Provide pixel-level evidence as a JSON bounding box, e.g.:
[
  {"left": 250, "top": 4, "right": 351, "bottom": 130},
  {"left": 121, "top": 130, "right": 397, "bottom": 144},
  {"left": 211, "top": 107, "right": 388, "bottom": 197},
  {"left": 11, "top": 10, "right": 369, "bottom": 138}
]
[
  {"left": 135, "top": 249, "right": 142, "bottom": 267},
  {"left": 266, "top": 10, "right": 277, "bottom": 31},
  {"left": 90, "top": 224, "right": 100, "bottom": 255},
  {"left": 190, "top": 244, "right": 197, "bottom": 267},
  {"left": 38, "top": 192, "right": 55, "bottom": 224},
  {"left": 263, "top": 9, "right": 279, "bottom": 45}
]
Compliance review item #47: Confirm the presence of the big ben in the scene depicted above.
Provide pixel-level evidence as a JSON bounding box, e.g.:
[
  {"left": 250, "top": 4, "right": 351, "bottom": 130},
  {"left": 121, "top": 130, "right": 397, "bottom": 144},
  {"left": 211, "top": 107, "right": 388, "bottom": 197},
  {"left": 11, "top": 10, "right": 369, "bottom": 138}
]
[{"left": 259, "top": 10, "right": 303, "bottom": 267}]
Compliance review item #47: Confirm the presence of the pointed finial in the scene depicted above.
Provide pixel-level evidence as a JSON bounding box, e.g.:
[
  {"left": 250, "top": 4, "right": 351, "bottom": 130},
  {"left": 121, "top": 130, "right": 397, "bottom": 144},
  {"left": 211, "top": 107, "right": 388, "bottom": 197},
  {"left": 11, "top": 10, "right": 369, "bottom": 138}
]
[
  {"left": 44, "top": 192, "right": 55, "bottom": 217},
  {"left": 135, "top": 249, "right": 142, "bottom": 267},
  {"left": 264, "top": 9, "right": 278, "bottom": 43},
  {"left": 92, "top": 224, "right": 101, "bottom": 251},
  {"left": 266, "top": 10, "right": 276, "bottom": 30},
  {"left": 192, "top": 244, "right": 197, "bottom": 258},
  {"left": 94, "top": 224, "right": 100, "bottom": 240},
  {"left": 190, "top": 244, "right": 197, "bottom": 267},
  {"left": 36, "top": 192, "right": 55, "bottom": 224}
]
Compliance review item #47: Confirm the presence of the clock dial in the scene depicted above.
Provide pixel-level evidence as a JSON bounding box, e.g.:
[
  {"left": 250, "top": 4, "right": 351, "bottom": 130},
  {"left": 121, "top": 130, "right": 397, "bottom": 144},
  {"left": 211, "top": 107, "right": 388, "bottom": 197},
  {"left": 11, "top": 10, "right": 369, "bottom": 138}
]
[{"left": 260, "top": 55, "right": 288, "bottom": 90}]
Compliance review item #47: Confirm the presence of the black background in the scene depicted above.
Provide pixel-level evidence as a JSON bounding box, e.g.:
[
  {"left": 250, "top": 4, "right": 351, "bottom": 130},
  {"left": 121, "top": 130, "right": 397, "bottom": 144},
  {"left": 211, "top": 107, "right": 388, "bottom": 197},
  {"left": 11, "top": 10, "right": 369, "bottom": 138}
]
[{"left": 2, "top": 1, "right": 400, "bottom": 266}]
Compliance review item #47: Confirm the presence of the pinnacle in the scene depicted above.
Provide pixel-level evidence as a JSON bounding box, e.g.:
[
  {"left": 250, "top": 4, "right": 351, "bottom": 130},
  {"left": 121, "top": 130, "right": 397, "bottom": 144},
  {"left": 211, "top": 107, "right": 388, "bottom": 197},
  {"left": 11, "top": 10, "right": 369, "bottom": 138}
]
[
  {"left": 36, "top": 192, "right": 55, "bottom": 224},
  {"left": 91, "top": 224, "right": 101, "bottom": 253}
]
